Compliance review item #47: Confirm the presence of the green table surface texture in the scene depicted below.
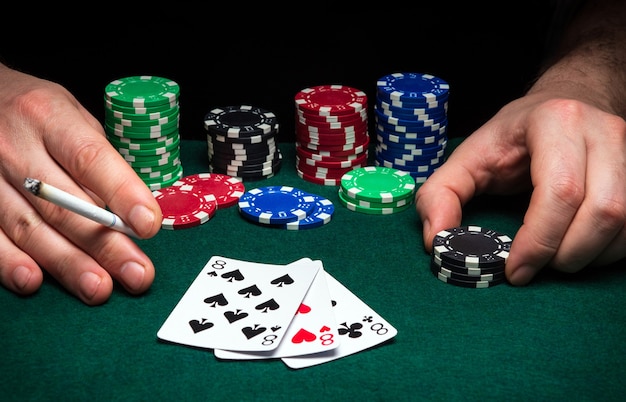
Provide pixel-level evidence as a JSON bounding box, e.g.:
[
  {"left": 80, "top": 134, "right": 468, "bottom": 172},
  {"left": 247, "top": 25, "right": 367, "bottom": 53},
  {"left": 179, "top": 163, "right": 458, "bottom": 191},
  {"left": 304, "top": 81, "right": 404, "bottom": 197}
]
[{"left": 2, "top": 138, "right": 625, "bottom": 402}]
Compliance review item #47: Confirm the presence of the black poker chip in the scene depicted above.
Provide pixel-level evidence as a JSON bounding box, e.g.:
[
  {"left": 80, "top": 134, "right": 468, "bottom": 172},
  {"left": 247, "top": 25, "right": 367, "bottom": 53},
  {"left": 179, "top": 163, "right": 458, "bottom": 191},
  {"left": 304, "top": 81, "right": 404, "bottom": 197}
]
[
  {"left": 432, "top": 225, "right": 512, "bottom": 268},
  {"left": 429, "top": 225, "right": 512, "bottom": 289},
  {"left": 431, "top": 254, "right": 506, "bottom": 276},
  {"left": 430, "top": 261, "right": 505, "bottom": 282},
  {"left": 431, "top": 266, "right": 506, "bottom": 288},
  {"left": 204, "top": 105, "right": 279, "bottom": 138},
  {"left": 204, "top": 104, "right": 282, "bottom": 181}
]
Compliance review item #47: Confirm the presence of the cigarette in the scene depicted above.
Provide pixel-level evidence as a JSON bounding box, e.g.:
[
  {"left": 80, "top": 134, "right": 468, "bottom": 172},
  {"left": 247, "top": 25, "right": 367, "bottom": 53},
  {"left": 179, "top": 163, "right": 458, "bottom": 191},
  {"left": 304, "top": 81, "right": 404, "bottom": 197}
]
[{"left": 23, "top": 178, "right": 140, "bottom": 238}]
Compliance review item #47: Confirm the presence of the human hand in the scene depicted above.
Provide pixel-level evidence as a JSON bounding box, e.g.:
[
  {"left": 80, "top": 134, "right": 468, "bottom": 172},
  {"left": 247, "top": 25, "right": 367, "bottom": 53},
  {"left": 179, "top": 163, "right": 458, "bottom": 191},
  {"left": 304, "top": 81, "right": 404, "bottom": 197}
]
[
  {"left": 0, "top": 64, "right": 162, "bottom": 305},
  {"left": 415, "top": 90, "right": 626, "bottom": 285}
]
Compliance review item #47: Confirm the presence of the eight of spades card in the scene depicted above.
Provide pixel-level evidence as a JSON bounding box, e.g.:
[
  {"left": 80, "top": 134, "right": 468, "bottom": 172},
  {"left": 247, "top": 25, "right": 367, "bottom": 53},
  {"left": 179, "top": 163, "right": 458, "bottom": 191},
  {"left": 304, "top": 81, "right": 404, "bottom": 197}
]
[{"left": 157, "top": 256, "right": 321, "bottom": 352}]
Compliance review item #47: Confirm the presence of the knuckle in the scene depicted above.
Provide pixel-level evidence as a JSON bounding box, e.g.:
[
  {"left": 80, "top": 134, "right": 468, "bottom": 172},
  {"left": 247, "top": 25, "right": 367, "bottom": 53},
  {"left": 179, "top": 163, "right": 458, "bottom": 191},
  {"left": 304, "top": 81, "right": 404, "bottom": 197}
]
[
  {"left": 550, "top": 175, "right": 585, "bottom": 210},
  {"left": 589, "top": 195, "right": 626, "bottom": 233},
  {"left": 9, "top": 210, "right": 43, "bottom": 247}
]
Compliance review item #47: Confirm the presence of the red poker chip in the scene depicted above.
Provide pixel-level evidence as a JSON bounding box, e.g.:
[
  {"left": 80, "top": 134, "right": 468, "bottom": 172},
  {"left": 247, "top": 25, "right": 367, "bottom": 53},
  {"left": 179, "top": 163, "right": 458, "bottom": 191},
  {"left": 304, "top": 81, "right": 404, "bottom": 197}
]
[
  {"left": 296, "top": 168, "right": 343, "bottom": 186},
  {"left": 296, "top": 135, "right": 370, "bottom": 153},
  {"left": 294, "top": 85, "right": 368, "bottom": 116},
  {"left": 295, "top": 145, "right": 366, "bottom": 162},
  {"left": 296, "top": 120, "right": 368, "bottom": 135},
  {"left": 297, "top": 114, "right": 367, "bottom": 130},
  {"left": 175, "top": 173, "right": 245, "bottom": 209},
  {"left": 296, "top": 158, "right": 362, "bottom": 179},
  {"left": 296, "top": 108, "right": 367, "bottom": 123},
  {"left": 298, "top": 151, "right": 368, "bottom": 169},
  {"left": 153, "top": 185, "right": 218, "bottom": 230}
]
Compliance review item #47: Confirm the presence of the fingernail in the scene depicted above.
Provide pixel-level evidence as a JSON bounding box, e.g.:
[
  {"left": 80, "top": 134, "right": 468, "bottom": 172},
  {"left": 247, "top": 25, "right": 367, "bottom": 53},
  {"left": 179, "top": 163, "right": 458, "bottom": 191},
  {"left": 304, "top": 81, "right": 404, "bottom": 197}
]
[
  {"left": 422, "top": 219, "right": 431, "bottom": 249},
  {"left": 79, "top": 272, "right": 103, "bottom": 300},
  {"left": 120, "top": 261, "right": 146, "bottom": 291},
  {"left": 509, "top": 264, "right": 536, "bottom": 286},
  {"left": 13, "top": 265, "right": 31, "bottom": 290},
  {"left": 129, "top": 205, "right": 156, "bottom": 235}
]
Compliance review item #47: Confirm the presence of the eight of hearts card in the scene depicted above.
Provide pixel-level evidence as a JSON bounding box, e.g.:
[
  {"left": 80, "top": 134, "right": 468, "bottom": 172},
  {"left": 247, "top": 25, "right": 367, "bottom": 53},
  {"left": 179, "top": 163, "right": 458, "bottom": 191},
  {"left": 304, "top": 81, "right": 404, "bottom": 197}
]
[{"left": 214, "top": 263, "right": 341, "bottom": 359}]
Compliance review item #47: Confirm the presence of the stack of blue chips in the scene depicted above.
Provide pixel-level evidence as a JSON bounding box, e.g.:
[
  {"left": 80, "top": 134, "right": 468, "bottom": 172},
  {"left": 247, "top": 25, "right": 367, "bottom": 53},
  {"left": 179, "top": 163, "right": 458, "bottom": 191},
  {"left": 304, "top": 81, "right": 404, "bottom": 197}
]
[{"left": 373, "top": 72, "right": 449, "bottom": 184}]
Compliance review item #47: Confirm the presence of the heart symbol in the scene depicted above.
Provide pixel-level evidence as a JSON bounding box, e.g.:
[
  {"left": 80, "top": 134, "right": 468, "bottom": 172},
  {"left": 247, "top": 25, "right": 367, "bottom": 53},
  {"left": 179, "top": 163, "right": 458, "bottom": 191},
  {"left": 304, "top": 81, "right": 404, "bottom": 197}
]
[
  {"left": 298, "top": 303, "right": 311, "bottom": 314},
  {"left": 291, "top": 328, "right": 316, "bottom": 344},
  {"left": 319, "top": 325, "right": 330, "bottom": 332}
]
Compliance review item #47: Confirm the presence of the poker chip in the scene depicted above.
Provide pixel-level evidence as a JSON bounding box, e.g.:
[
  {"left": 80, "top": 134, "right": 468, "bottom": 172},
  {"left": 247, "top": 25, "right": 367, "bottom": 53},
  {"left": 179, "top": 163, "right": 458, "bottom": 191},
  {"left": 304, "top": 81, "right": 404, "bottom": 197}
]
[
  {"left": 429, "top": 225, "right": 513, "bottom": 288},
  {"left": 433, "top": 226, "right": 512, "bottom": 268},
  {"left": 294, "top": 84, "right": 369, "bottom": 185},
  {"left": 376, "top": 72, "right": 449, "bottom": 103},
  {"left": 105, "top": 76, "right": 180, "bottom": 108},
  {"left": 237, "top": 186, "right": 334, "bottom": 230},
  {"left": 174, "top": 173, "right": 245, "bottom": 209},
  {"left": 204, "top": 105, "right": 279, "bottom": 138},
  {"left": 153, "top": 184, "right": 218, "bottom": 230},
  {"left": 374, "top": 72, "right": 449, "bottom": 182},
  {"left": 340, "top": 166, "right": 416, "bottom": 203},
  {"left": 294, "top": 85, "right": 367, "bottom": 115},
  {"left": 337, "top": 188, "right": 413, "bottom": 215},
  {"left": 238, "top": 186, "right": 316, "bottom": 225},
  {"left": 205, "top": 105, "right": 282, "bottom": 181},
  {"left": 282, "top": 194, "right": 335, "bottom": 230},
  {"left": 104, "top": 76, "right": 182, "bottom": 190}
]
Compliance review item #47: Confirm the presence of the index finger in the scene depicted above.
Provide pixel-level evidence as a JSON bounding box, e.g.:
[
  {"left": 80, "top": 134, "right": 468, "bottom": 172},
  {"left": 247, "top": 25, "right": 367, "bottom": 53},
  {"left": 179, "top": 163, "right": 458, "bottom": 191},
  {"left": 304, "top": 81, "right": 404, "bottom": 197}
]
[
  {"left": 43, "top": 101, "right": 162, "bottom": 238},
  {"left": 414, "top": 135, "right": 486, "bottom": 252}
]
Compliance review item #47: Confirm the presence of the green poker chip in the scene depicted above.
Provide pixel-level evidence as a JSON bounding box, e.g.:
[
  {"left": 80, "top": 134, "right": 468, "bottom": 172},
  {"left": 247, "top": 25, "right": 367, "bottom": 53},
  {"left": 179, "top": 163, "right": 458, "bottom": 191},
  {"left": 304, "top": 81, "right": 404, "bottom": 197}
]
[
  {"left": 105, "top": 76, "right": 180, "bottom": 108},
  {"left": 105, "top": 109, "right": 179, "bottom": 127},
  {"left": 340, "top": 166, "right": 416, "bottom": 203},
  {"left": 337, "top": 188, "right": 412, "bottom": 215},
  {"left": 107, "top": 130, "right": 179, "bottom": 150},
  {"left": 337, "top": 188, "right": 413, "bottom": 209},
  {"left": 104, "top": 96, "right": 177, "bottom": 114}
]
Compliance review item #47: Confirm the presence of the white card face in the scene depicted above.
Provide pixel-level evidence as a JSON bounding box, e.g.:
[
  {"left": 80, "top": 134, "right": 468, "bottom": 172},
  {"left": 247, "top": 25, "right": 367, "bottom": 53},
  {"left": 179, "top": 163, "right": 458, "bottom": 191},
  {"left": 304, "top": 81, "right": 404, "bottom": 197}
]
[
  {"left": 281, "top": 271, "right": 398, "bottom": 369},
  {"left": 157, "top": 256, "right": 321, "bottom": 352},
  {"left": 214, "top": 264, "right": 340, "bottom": 360}
]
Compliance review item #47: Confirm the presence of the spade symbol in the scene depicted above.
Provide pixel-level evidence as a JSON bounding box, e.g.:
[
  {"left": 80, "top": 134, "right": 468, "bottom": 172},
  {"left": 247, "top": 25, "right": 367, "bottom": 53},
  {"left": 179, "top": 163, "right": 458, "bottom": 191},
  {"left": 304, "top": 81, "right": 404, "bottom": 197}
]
[
  {"left": 270, "top": 274, "right": 294, "bottom": 287},
  {"left": 221, "top": 269, "right": 244, "bottom": 282},
  {"left": 255, "top": 298, "right": 280, "bottom": 313},
  {"left": 238, "top": 284, "right": 262, "bottom": 298},
  {"left": 204, "top": 293, "right": 228, "bottom": 307},
  {"left": 189, "top": 319, "right": 214, "bottom": 333}
]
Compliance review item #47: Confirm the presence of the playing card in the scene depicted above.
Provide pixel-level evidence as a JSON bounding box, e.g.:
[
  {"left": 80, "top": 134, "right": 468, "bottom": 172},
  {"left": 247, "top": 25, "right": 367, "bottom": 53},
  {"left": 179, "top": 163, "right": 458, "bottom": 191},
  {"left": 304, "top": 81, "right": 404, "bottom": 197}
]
[
  {"left": 281, "top": 271, "right": 398, "bottom": 369},
  {"left": 157, "top": 256, "right": 321, "bottom": 352},
  {"left": 214, "top": 262, "right": 340, "bottom": 359}
]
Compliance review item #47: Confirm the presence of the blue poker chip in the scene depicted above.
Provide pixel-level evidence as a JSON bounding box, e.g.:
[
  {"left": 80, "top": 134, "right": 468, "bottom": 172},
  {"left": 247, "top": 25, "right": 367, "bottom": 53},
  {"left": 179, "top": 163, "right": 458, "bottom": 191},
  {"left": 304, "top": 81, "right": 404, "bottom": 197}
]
[
  {"left": 374, "top": 108, "right": 447, "bottom": 128},
  {"left": 376, "top": 93, "right": 449, "bottom": 110},
  {"left": 375, "top": 118, "right": 448, "bottom": 135},
  {"left": 375, "top": 154, "right": 444, "bottom": 173},
  {"left": 282, "top": 194, "right": 334, "bottom": 230},
  {"left": 375, "top": 148, "right": 446, "bottom": 167},
  {"left": 375, "top": 101, "right": 447, "bottom": 121},
  {"left": 238, "top": 186, "right": 316, "bottom": 224},
  {"left": 375, "top": 128, "right": 448, "bottom": 146},
  {"left": 376, "top": 72, "right": 450, "bottom": 103},
  {"left": 375, "top": 141, "right": 447, "bottom": 159}
]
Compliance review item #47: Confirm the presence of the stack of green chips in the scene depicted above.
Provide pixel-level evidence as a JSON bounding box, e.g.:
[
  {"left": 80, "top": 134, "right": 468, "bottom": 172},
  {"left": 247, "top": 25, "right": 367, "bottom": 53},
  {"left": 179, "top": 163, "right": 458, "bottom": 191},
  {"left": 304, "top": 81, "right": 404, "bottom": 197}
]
[
  {"left": 104, "top": 75, "right": 182, "bottom": 190},
  {"left": 338, "top": 166, "right": 416, "bottom": 214}
]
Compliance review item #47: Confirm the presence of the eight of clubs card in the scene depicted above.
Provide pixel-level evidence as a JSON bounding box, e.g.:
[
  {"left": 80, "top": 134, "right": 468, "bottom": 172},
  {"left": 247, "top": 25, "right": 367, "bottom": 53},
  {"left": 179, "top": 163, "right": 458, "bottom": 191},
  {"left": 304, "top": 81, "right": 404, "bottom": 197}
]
[
  {"left": 157, "top": 256, "right": 321, "bottom": 352},
  {"left": 282, "top": 271, "right": 398, "bottom": 369}
]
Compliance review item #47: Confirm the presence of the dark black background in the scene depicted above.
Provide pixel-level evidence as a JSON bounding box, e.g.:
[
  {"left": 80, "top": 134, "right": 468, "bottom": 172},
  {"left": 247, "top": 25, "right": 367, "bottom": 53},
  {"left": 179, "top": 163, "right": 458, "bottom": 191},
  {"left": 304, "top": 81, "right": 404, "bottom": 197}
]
[{"left": 1, "top": 2, "right": 563, "bottom": 142}]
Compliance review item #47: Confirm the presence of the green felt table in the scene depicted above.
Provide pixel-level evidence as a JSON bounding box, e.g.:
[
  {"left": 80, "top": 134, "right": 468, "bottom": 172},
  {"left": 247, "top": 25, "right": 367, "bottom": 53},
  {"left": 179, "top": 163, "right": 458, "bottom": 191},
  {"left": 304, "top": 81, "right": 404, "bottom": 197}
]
[{"left": 2, "top": 138, "right": 625, "bottom": 402}]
